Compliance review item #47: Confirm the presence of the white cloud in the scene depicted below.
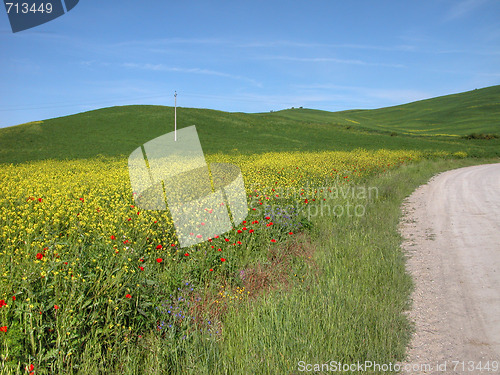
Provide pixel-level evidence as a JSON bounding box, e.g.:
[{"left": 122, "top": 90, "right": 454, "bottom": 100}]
[
  {"left": 112, "top": 37, "right": 229, "bottom": 48},
  {"left": 108, "top": 37, "right": 415, "bottom": 54},
  {"left": 240, "top": 40, "right": 415, "bottom": 52},
  {"left": 444, "top": 0, "right": 489, "bottom": 21},
  {"left": 257, "top": 55, "right": 405, "bottom": 68},
  {"left": 121, "top": 63, "right": 262, "bottom": 87},
  {"left": 293, "top": 83, "right": 431, "bottom": 104}
]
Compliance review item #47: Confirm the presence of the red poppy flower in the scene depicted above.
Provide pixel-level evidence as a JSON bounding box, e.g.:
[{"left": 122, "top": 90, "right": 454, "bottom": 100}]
[
  {"left": 36, "top": 253, "right": 43, "bottom": 260},
  {"left": 125, "top": 294, "right": 132, "bottom": 299},
  {"left": 224, "top": 238, "right": 229, "bottom": 242},
  {"left": 28, "top": 364, "right": 34, "bottom": 372},
  {"left": 249, "top": 229, "right": 254, "bottom": 233},
  {"left": 139, "top": 258, "right": 144, "bottom": 262},
  {"left": 38, "top": 198, "right": 43, "bottom": 202},
  {"left": 184, "top": 253, "right": 189, "bottom": 256},
  {"left": 12, "top": 296, "right": 15, "bottom": 301},
  {"left": 265, "top": 216, "right": 270, "bottom": 220},
  {"left": 139, "top": 266, "right": 144, "bottom": 271},
  {"left": 0, "top": 326, "right": 7, "bottom": 333},
  {"left": 271, "top": 239, "right": 276, "bottom": 243},
  {"left": 289, "top": 232, "right": 293, "bottom": 235},
  {"left": 110, "top": 235, "right": 116, "bottom": 240},
  {"left": 123, "top": 240, "right": 129, "bottom": 244},
  {"left": 0, "top": 300, "right": 6, "bottom": 308},
  {"left": 304, "top": 199, "right": 308, "bottom": 203},
  {"left": 54, "top": 305, "right": 59, "bottom": 310},
  {"left": 220, "top": 258, "right": 226, "bottom": 262},
  {"left": 209, "top": 268, "right": 213, "bottom": 271},
  {"left": 156, "top": 244, "right": 162, "bottom": 249},
  {"left": 156, "top": 258, "right": 163, "bottom": 263}
]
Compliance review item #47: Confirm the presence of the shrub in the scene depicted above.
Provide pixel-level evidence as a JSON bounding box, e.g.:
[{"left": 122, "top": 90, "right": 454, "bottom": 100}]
[{"left": 462, "top": 133, "right": 499, "bottom": 140}]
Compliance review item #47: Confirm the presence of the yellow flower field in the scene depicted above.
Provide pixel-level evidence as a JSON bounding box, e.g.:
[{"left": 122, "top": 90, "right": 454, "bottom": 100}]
[{"left": 0, "top": 148, "right": 426, "bottom": 370}]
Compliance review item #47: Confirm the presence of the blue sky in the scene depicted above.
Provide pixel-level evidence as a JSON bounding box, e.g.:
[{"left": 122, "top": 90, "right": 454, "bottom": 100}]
[{"left": 1, "top": 0, "right": 499, "bottom": 128}]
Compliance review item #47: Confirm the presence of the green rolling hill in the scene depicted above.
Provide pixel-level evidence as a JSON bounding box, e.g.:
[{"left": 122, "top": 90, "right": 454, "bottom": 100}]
[
  {"left": 277, "top": 85, "right": 500, "bottom": 137},
  {"left": 0, "top": 85, "right": 499, "bottom": 164}
]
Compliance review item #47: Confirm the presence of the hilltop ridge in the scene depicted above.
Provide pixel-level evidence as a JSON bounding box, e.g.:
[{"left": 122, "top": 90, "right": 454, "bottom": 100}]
[{"left": 0, "top": 85, "right": 498, "bottom": 164}]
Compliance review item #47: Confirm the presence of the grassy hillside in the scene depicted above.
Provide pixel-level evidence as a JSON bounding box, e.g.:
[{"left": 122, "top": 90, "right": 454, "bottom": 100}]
[
  {"left": 276, "top": 85, "right": 500, "bottom": 136},
  {"left": 0, "top": 85, "right": 499, "bottom": 164}
]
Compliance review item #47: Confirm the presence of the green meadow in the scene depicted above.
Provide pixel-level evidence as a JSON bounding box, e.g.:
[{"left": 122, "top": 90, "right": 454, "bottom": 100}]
[
  {"left": 0, "top": 85, "right": 498, "bottom": 374},
  {"left": 0, "top": 85, "right": 499, "bottom": 164}
]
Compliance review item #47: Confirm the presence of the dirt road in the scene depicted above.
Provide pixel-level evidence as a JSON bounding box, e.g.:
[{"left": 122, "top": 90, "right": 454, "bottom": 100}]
[{"left": 399, "top": 163, "right": 500, "bottom": 374}]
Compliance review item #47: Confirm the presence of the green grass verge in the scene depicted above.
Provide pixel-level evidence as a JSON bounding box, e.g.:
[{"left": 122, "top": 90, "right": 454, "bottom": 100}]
[{"left": 206, "top": 158, "right": 499, "bottom": 375}]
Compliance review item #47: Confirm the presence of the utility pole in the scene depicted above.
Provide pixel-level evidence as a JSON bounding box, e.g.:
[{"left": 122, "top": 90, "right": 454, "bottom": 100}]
[{"left": 174, "top": 91, "right": 177, "bottom": 141}]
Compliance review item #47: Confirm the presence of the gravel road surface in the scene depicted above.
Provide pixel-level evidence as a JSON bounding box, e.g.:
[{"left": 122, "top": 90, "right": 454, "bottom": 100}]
[{"left": 399, "top": 163, "right": 500, "bottom": 374}]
